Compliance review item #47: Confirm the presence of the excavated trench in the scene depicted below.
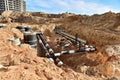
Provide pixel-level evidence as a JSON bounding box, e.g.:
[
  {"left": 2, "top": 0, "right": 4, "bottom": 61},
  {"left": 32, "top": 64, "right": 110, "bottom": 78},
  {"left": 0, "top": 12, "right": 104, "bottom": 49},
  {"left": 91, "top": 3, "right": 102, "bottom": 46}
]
[
  {"left": 42, "top": 30, "right": 110, "bottom": 73},
  {"left": 16, "top": 25, "right": 113, "bottom": 75},
  {"left": 59, "top": 52, "right": 109, "bottom": 72},
  {"left": 14, "top": 24, "right": 117, "bottom": 78}
]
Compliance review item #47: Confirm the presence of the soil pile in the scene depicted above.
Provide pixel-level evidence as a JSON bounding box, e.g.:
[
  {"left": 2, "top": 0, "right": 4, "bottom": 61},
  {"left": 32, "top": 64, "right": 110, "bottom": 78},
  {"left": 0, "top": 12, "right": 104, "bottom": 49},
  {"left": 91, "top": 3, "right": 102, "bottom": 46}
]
[
  {"left": 0, "top": 26, "right": 101, "bottom": 80},
  {"left": 0, "top": 11, "right": 120, "bottom": 80}
]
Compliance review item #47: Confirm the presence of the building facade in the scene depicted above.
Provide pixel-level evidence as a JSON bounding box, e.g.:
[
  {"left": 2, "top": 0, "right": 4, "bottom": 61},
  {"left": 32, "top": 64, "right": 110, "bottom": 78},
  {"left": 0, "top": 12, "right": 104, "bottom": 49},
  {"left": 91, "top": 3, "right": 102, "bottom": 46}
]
[{"left": 0, "top": 0, "right": 26, "bottom": 13}]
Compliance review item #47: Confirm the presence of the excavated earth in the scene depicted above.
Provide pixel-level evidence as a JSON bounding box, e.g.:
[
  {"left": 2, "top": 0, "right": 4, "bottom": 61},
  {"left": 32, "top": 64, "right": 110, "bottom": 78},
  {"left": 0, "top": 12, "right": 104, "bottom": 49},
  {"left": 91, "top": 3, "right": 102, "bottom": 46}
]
[
  {"left": 0, "top": 11, "right": 120, "bottom": 80},
  {"left": 0, "top": 25, "right": 101, "bottom": 80}
]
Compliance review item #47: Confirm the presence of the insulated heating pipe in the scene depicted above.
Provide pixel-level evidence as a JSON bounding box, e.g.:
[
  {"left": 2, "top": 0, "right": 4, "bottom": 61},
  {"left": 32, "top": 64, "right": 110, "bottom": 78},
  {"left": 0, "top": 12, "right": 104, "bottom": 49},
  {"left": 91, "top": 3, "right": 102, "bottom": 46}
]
[
  {"left": 54, "top": 46, "right": 96, "bottom": 57},
  {"left": 55, "top": 30, "right": 87, "bottom": 45},
  {"left": 36, "top": 34, "right": 54, "bottom": 62},
  {"left": 37, "top": 33, "right": 63, "bottom": 66},
  {"left": 54, "top": 49, "right": 85, "bottom": 57}
]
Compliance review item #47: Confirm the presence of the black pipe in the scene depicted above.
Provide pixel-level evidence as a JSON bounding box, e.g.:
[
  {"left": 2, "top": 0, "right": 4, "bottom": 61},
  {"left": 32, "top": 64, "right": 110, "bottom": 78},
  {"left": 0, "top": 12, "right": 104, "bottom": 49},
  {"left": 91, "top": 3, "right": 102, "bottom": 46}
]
[
  {"left": 75, "top": 33, "right": 78, "bottom": 45},
  {"left": 38, "top": 33, "right": 54, "bottom": 53},
  {"left": 24, "top": 32, "right": 37, "bottom": 48},
  {"left": 37, "top": 33, "right": 63, "bottom": 66},
  {"left": 36, "top": 34, "right": 54, "bottom": 62},
  {"left": 55, "top": 30, "right": 86, "bottom": 45},
  {"left": 54, "top": 46, "right": 97, "bottom": 57},
  {"left": 54, "top": 49, "right": 85, "bottom": 57}
]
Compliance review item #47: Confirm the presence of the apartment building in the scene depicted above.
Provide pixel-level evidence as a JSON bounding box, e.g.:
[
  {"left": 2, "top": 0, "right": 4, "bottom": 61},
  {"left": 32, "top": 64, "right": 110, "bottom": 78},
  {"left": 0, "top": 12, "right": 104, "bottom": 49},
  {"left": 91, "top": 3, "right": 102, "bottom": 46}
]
[{"left": 0, "top": 0, "right": 26, "bottom": 13}]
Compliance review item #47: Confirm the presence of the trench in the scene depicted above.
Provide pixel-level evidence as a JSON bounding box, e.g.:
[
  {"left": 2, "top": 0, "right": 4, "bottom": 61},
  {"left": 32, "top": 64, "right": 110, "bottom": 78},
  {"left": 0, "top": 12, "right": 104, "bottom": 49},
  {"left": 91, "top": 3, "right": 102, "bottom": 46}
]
[
  {"left": 16, "top": 25, "right": 109, "bottom": 73},
  {"left": 36, "top": 29, "right": 108, "bottom": 72}
]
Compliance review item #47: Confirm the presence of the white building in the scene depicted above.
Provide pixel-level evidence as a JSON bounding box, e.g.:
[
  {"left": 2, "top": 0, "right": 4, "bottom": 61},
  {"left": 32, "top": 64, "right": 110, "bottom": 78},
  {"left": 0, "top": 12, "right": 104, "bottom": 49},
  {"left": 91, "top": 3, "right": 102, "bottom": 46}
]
[{"left": 0, "top": 0, "right": 26, "bottom": 13}]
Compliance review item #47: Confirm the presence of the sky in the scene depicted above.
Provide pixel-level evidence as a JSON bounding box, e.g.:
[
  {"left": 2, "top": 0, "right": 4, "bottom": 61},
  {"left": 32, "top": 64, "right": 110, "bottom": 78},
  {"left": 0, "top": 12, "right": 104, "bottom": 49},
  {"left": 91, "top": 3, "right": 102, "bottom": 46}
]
[{"left": 26, "top": 0, "right": 120, "bottom": 15}]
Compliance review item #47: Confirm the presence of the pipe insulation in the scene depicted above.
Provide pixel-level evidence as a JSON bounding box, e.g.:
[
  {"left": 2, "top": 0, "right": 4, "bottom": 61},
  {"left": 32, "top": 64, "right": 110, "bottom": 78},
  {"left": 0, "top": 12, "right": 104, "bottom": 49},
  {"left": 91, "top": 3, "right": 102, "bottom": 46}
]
[
  {"left": 54, "top": 47, "right": 96, "bottom": 57},
  {"left": 36, "top": 34, "right": 54, "bottom": 62},
  {"left": 55, "top": 30, "right": 87, "bottom": 45},
  {"left": 37, "top": 33, "right": 63, "bottom": 66}
]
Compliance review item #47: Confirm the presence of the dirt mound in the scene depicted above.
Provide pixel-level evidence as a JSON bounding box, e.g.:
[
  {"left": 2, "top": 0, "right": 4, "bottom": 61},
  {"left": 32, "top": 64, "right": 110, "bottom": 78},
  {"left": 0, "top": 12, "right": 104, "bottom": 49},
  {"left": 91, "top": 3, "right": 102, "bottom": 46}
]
[
  {"left": 0, "top": 25, "right": 101, "bottom": 80},
  {"left": 0, "top": 11, "right": 76, "bottom": 24},
  {"left": 1, "top": 11, "right": 13, "bottom": 17},
  {"left": 0, "top": 11, "right": 120, "bottom": 80},
  {"left": 57, "top": 12, "right": 120, "bottom": 48}
]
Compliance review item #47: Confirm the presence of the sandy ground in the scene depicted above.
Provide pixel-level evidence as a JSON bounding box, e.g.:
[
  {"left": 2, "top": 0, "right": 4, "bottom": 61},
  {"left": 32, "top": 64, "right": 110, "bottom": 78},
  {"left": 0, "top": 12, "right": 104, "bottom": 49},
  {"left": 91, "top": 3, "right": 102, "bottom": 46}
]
[{"left": 0, "top": 24, "right": 102, "bottom": 80}]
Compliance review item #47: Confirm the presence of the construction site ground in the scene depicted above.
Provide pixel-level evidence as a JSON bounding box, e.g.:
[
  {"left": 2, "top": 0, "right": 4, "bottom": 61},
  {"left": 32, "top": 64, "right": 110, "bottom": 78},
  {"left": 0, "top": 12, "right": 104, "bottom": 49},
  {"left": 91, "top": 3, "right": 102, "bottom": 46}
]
[{"left": 0, "top": 11, "right": 120, "bottom": 80}]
